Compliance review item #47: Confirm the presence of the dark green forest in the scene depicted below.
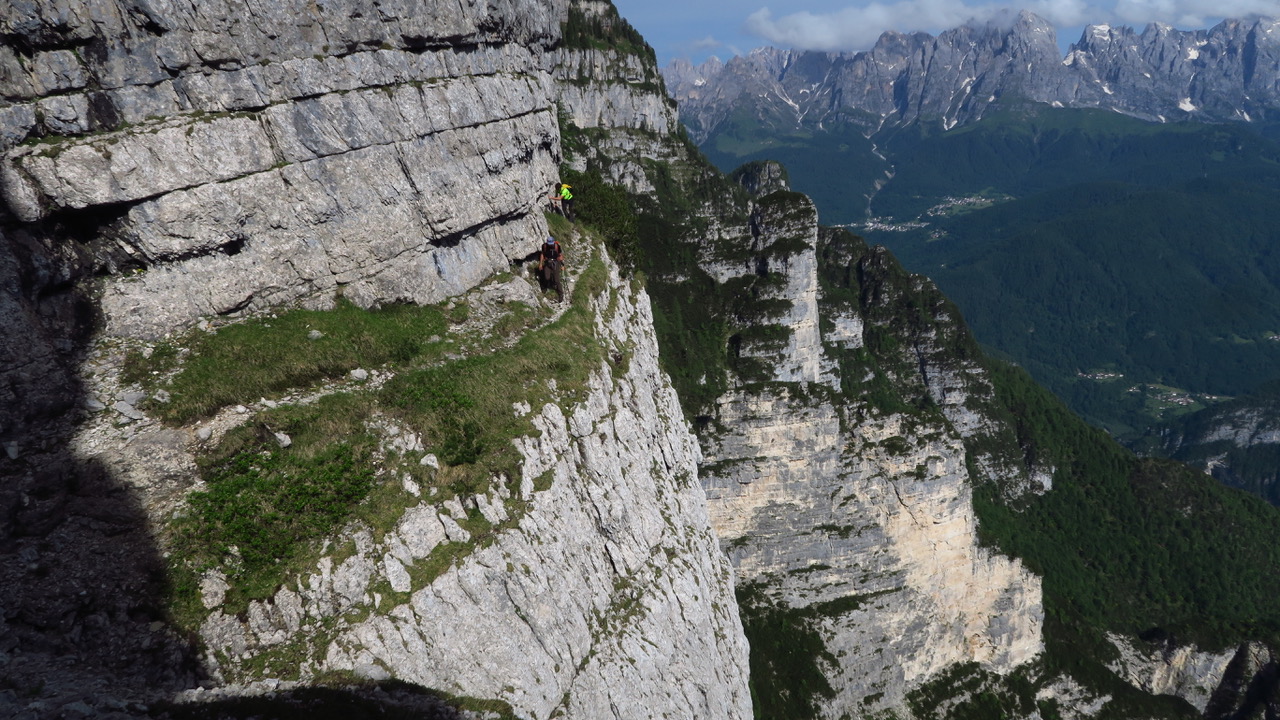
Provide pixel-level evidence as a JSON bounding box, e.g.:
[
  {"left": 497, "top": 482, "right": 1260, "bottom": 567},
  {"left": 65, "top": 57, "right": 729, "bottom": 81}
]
[
  {"left": 700, "top": 109, "right": 889, "bottom": 225},
  {"left": 703, "top": 106, "right": 1280, "bottom": 438}
]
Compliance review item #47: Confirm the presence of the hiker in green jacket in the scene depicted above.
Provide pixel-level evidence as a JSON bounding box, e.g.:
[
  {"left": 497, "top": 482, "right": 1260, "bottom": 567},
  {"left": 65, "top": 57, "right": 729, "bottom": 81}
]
[{"left": 559, "top": 183, "right": 575, "bottom": 222}]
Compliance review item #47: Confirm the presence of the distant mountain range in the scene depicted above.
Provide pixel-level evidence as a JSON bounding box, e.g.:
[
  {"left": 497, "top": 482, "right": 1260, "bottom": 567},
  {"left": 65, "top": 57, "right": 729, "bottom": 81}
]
[
  {"left": 664, "top": 12, "right": 1280, "bottom": 141},
  {"left": 662, "top": 13, "right": 1280, "bottom": 495}
]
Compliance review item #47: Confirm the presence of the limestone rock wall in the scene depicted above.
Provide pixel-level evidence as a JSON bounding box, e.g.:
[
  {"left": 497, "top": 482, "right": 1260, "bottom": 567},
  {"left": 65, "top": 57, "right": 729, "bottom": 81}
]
[
  {"left": 545, "top": 1, "right": 681, "bottom": 196},
  {"left": 703, "top": 193, "right": 831, "bottom": 386},
  {"left": 1, "top": 0, "right": 568, "bottom": 340},
  {"left": 1107, "top": 633, "right": 1236, "bottom": 713},
  {"left": 694, "top": 192, "right": 1044, "bottom": 716},
  {"left": 703, "top": 388, "right": 1044, "bottom": 714},
  {"left": 192, "top": 258, "right": 753, "bottom": 720},
  {"left": 553, "top": 48, "right": 677, "bottom": 134}
]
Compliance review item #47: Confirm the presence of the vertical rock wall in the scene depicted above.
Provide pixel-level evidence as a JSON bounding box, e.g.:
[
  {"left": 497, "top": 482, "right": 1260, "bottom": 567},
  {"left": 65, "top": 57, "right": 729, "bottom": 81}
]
[
  {"left": 1, "top": 0, "right": 568, "bottom": 340},
  {"left": 192, "top": 256, "right": 753, "bottom": 720},
  {"left": 700, "top": 220, "right": 1046, "bottom": 713},
  {"left": 703, "top": 192, "right": 831, "bottom": 386},
  {"left": 545, "top": 0, "right": 681, "bottom": 196}
]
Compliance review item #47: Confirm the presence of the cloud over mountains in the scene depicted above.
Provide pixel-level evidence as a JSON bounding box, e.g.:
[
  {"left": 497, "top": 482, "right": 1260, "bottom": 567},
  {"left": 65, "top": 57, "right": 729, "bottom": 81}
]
[{"left": 744, "top": 0, "right": 1278, "bottom": 52}]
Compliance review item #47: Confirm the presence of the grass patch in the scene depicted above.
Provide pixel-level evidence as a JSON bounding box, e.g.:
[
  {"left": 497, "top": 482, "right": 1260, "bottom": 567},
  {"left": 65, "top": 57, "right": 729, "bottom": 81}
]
[
  {"left": 380, "top": 251, "right": 610, "bottom": 494},
  {"left": 121, "top": 342, "right": 181, "bottom": 385},
  {"left": 129, "top": 298, "right": 448, "bottom": 423},
  {"left": 167, "top": 393, "right": 379, "bottom": 623},
  {"left": 165, "top": 246, "right": 614, "bottom": 633}
]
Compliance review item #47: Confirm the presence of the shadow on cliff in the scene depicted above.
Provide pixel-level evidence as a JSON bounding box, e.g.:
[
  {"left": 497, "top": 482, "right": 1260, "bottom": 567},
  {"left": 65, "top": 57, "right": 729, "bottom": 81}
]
[
  {"left": 150, "top": 681, "right": 497, "bottom": 719},
  {"left": 0, "top": 221, "right": 207, "bottom": 715},
  {"left": 0, "top": 221, "right": 516, "bottom": 719}
]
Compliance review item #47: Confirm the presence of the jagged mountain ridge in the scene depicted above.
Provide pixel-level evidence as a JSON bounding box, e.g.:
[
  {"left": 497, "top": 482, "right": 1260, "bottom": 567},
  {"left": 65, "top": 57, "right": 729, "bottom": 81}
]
[{"left": 664, "top": 12, "right": 1280, "bottom": 141}]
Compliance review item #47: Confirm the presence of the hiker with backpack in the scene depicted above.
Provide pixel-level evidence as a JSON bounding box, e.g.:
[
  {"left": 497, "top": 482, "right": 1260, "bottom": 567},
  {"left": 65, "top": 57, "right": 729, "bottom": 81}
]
[{"left": 538, "top": 236, "right": 564, "bottom": 302}]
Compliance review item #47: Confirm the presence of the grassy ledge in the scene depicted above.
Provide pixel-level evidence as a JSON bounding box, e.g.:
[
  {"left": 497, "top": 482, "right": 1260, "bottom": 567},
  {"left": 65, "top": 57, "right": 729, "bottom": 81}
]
[
  {"left": 124, "top": 298, "right": 450, "bottom": 423},
  {"left": 163, "top": 242, "right": 613, "bottom": 635}
]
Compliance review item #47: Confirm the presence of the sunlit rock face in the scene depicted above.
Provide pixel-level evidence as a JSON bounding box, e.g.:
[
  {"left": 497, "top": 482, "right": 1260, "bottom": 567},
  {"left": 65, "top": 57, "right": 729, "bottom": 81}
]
[
  {"left": 695, "top": 188, "right": 1043, "bottom": 716},
  {"left": 1, "top": 0, "right": 567, "bottom": 340},
  {"left": 190, "top": 262, "right": 753, "bottom": 720}
]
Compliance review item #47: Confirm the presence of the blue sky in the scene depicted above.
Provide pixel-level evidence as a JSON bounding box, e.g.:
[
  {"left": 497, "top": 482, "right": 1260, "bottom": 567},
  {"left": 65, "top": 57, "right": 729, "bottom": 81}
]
[{"left": 611, "top": 0, "right": 1280, "bottom": 66}]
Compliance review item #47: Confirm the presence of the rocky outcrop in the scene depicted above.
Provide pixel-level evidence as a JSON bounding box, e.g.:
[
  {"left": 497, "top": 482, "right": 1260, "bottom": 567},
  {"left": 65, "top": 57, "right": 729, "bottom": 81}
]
[
  {"left": 1, "top": 0, "right": 566, "bottom": 340},
  {"left": 703, "top": 191, "right": 830, "bottom": 386},
  {"left": 729, "top": 160, "right": 789, "bottom": 198},
  {"left": 1107, "top": 633, "right": 1236, "bottom": 713},
  {"left": 1156, "top": 399, "right": 1280, "bottom": 506},
  {"left": 665, "top": 13, "right": 1280, "bottom": 141},
  {"left": 187, "top": 256, "right": 752, "bottom": 719},
  {"left": 697, "top": 194, "right": 1044, "bottom": 716},
  {"left": 1204, "top": 642, "right": 1280, "bottom": 719}
]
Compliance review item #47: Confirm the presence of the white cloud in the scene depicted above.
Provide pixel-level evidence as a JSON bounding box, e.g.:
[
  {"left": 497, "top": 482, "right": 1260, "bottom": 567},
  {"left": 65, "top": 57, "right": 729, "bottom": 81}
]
[
  {"left": 744, "top": 2, "right": 998, "bottom": 52},
  {"left": 1113, "top": 0, "right": 1280, "bottom": 26},
  {"left": 745, "top": 1, "right": 1106, "bottom": 52},
  {"left": 691, "top": 35, "right": 724, "bottom": 51},
  {"left": 744, "top": 0, "right": 1275, "bottom": 53},
  {"left": 1025, "top": 0, "right": 1094, "bottom": 26}
]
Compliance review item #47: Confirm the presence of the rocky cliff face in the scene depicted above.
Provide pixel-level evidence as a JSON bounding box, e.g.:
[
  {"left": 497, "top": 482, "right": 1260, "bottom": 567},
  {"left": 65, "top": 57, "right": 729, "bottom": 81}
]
[
  {"left": 0, "top": 0, "right": 570, "bottom": 468},
  {"left": 1, "top": 0, "right": 564, "bottom": 341},
  {"left": 665, "top": 13, "right": 1280, "bottom": 141},
  {"left": 0, "top": 1, "right": 754, "bottom": 717},
  {"left": 182, "top": 256, "right": 752, "bottom": 719},
  {"left": 546, "top": 0, "right": 680, "bottom": 198},
  {"left": 696, "top": 176, "right": 1044, "bottom": 716},
  {"left": 1107, "top": 633, "right": 1236, "bottom": 713}
]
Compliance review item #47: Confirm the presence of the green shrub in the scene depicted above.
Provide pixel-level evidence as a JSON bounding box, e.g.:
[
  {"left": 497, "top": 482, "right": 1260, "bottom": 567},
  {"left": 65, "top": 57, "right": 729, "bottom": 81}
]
[
  {"left": 737, "top": 583, "right": 837, "bottom": 720},
  {"left": 559, "top": 166, "right": 640, "bottom": 272},
  {"left": 168, "top": 393, "right": 378, "bottom": 619}
]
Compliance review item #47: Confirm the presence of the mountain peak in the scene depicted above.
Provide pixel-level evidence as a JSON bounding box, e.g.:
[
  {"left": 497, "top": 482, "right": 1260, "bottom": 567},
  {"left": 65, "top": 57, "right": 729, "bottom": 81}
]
[{"left": 666, "top": 14, "right": 1280, "bottom": 138}]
